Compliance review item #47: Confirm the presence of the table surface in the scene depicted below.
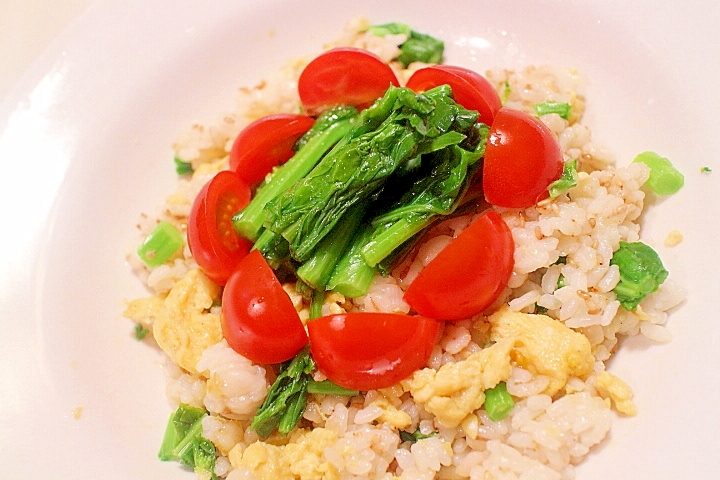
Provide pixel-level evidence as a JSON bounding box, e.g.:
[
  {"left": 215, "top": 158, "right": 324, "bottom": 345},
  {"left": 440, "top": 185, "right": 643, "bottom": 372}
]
[{"left": 0, "top": 0, "right": 95, "bottom": 102}]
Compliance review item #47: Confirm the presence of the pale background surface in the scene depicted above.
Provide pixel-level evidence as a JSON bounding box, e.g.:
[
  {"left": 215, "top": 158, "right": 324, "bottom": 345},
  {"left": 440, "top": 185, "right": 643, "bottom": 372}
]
[{"left": 0, "top": 0, "right": 95, "bottom": 101}]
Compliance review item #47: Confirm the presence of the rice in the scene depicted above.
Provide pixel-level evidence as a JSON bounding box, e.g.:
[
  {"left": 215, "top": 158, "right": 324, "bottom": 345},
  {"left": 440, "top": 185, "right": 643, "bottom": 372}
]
[{"left": 124, "top": 18, "right": 686, "bottom": 480}]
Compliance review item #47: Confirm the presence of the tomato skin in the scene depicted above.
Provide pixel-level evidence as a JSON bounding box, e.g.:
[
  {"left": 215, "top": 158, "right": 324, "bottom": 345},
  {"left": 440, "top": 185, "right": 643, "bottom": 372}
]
[
  {"left": 404, "top": 210, "right": 514, "bottom": 321},
  {"left": 308, "top": 313, "right": 441, "bottom": 391},
  {"left": 298, "top": 47, "right": 400, "bottom": 113},
  {"left": 222, "top": 250, "right": 308, "bottom": 364},
  {"left": 229, "top": 114, "right": 315, "bottom": 187},
  {"left": 405, "top": 65, "right": 502, "bottom": 125},
  {"left": 187, "top": 170, "right": 253, "bottom": 285},
  {"left": 482, "top": 107, "right": 564, "bottom": 208}
]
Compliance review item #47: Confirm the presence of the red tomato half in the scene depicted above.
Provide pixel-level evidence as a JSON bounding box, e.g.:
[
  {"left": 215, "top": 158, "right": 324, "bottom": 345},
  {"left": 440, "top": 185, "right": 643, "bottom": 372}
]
[
  {"left": 404, "top": 210, "right": 514, "bottom": 321},
  {"left": 482, "top": 107, "right": 564, "bottom": 208},
  {"left": 222, "top": 250, "right": 308, "bottom": 364},
  {"left": 405, "top": 65, "right": 502, "bottom": 125},
  {"left": 187, "top": 170, "right": 252, "bottom": 285},
  {"left": 229, "top": 114, "right": 315, "bottom": 187},
  {"left": 308, "top": 313, "right": 441, "bottom": 391},
  {"left": 298, "top": 47, "right": 400, "bottom": 113}
]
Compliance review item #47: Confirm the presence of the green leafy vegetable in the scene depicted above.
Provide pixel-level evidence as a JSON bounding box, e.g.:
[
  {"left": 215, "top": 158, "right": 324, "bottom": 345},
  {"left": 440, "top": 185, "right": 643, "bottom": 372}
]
[
  {"left": 611, "top": 241, "right": 668, "bottom": 310},
  {"left": 134, "top": 323, "right": 150, "bottom": 340},
  {"left": 232, "top": 113, "right": 356, "bottom": 242},
  {"left": 174, "top": 156, "right": 194, "bottom": 176},
  {"left": 484, "top": 382, "right": 514, "bottom": 422},
  {"left": 306, "top": 380, "right": 359, "bottom": 396},
  {"left": 368, "top": 22, "right": 444, "bottom": 67},
  {"left": 250, "top": 348, "right": 316, "bottom": 439},
  {"left": 137, "top": 221, "right": 184, "bottom": 267},
  {"left": 158, "top": 404, "right": 218, "bottom": 479},
  {"left": 533, "top": 101, "right": 571, "bottom": 120},
  {"left": 700, "top": 166, "right": 712, "bottom": 173},
  {"left": 548, "top": 160, "right": 578, "bottom": 198},
  {"left": 263, "top": 85, "right": 481, "bottom": 263},
  {"left": 399, "top": 428, "right": 437, "bottom": 444},
  {"left": 632, "top": 151, "right": 684, "bottom": 195}
]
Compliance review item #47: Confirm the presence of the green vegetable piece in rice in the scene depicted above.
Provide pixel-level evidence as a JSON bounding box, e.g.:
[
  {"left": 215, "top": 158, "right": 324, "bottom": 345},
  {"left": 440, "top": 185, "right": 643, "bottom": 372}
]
[
  {"left": 137, "top": 221, "right": 184, "bottom": 267},
  {"left": 158, "top": 404, "right": 218, "bottom": 478},
  {"left": 251, "top": 348, "right": 316, "bottom": 439},
  {"left": 611, "top": 241, "right": 669, "bottom": 310},
  {"left": 548, "top": 159, "right": 579, "bottom": 199},
  {"left": 134, "top": 323, "right": 150, "bottom": 340},
  {"left": 173, "top": 156, "right": 194, "bottom": 176},
  {"left": 484, "top": 381, "right": 515, "bottom": 422},
  {"left": 533, "top": 101, "right": 572, "bottom": 120},
  {"left": 632, "top": 151, "right": 684, "bottom": 195},
  {"left": 368, "top": 22, "right": 444, "bottom": 67},
  {"left": 399, "top": 428, "right": 437, "bottom": 444}
]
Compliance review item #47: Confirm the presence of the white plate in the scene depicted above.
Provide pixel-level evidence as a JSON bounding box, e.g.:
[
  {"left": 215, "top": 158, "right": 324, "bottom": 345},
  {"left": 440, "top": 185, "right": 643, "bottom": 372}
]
[{"left": 1, "top": 0, "right": 718, "bottom": 478}]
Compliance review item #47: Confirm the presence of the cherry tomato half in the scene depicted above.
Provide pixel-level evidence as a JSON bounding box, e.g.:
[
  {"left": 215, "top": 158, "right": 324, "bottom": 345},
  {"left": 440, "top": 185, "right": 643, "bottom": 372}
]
[
  {"left": 404, "top": 210, "right": 514, "bottom": 321},
  {"left": 222, "top": 250, "right": 308, "bottom": 364},
  {"left": 187, "top": 170, "right": 252, "bottom": 285},
  {"left": 229, "top": 114, "right": 315, "bottom": 187},
  {"left": 406, "top": 65, "right": 502, "bottom": 125},
  {"left": 298, "top": 47, "right": 400, "bottom": 113},
  {"left": 308, "top": 312, "right": 441, "bottom": 391},
  {"left": 482, "top": 107, "right": 564, "bottom": 208}
]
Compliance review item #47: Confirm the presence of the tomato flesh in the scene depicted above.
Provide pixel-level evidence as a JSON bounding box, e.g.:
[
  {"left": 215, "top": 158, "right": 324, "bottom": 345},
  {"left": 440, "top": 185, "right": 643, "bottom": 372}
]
[
  {"left": 298, "top": 47, "right": 400, "bottom": 113},
  {"left": 406, "top": 65, "right": 502, "bottom": 125},
  {"left": 308, "top": 313, "right": 441, "bottom": 391},
  {"left": 404, "top": 210, "right": 514, "bottom": 321},
  {"left": 482, "top": 107, "right": 564, "bottom": 208},
  {"left": 187, "top": 170, "right": 252, "bottom": 285},
  {"left": 229, "top": 114, "right": 315, "bottom": 187},
  {"left": 222, "top": 250, "right": 308, "bottom": 364}
]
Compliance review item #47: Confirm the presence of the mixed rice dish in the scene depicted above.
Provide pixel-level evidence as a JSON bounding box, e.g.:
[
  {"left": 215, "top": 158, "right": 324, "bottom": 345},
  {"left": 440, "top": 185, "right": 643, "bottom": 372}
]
[{"left": 124, "top": 19, "right": 686, "bottom": 480}]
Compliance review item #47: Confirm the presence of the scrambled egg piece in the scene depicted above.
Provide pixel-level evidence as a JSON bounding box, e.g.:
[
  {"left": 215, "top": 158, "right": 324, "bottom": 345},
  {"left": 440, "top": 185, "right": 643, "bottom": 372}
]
[
  {"left": 370, "top": 396, "right": 412, "bottom": 430},
  {"left": 594, "top": 371, "right": 637, "bottom": 415},
  {"left": 405, "top": 339, "right": 514, "bottom": 428},
  {"left": 229, "top": 428, "right": 340, "bottom": 480},
  {"left": 489, "top": 306, "right": 595, "bottom": 396},
  {"left": 126, "top": 268, "right": 223, "bottom": 374}
]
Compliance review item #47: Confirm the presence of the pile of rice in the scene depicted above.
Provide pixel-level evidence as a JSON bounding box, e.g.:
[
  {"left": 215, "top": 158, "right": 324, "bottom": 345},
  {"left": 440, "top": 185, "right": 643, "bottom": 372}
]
[{"left": 124, "top": 18, "right": 685, "bottom": 480}]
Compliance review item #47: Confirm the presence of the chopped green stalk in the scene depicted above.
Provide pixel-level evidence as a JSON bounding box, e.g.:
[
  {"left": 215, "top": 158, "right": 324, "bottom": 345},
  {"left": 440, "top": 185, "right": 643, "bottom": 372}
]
[
  {"left": 232, "top": 117, "right": 355, "bottom": 242},
  {"left": 501, "top": 81, "right": 512, "bottom": 104},
  {"left": 309, "top": 289, "right": 325, "bottom": 320},
  {"left": 307, "top": 380, "right": 359, "bottom": 396},
  {"left": 174, "top": 156, "right": 194, "bottom": 175},
  {"left": 368, "top": 22, "right": 444, "bottom": 67},
  {"left": 296, "top": 203, "right": 365, "bottom": 290},
  {"left": 251, "top": 348, "right": 316, "bottom": 438},
  {"left": 557, "top": 274, "right": 566, "bottom": 289},
  {"left": 533, "top": 101, "right": 571, "bottom": 120},
  {"left": 700, "top": 166, "right": 712, "bottom": 173},
  {"left": 158, "top": 404, "right": 217, "bottom": 478},
  {"left": 611, "top": 241, "right": 668, "bottom": 310},
  {"left": 632, "top": 151, "right": 684, "bottom": 195},
  {"left": 326, "top": 224, "right": 378, "bottom": 298},
  {"left": 294, "top": 278, "right": 315, "bottom": 300},
  {"left": 253, "top": 228, "right": 290, "bottom": 270},
  {"left": 548, "top": 159, "right": 578, "bottom": 198},
  {"left": 265, "top": 85, "right": 480, "bottom": 263},
  {"left": 399, "top": 428, "right": 437, "bottom": 444},
  {"left": 484, "top": 382, "right": 514, "bottom": 421},
  {"left": 137, "top": 221, "right": 184, "bottom": 267},
  {"left": 134, "top": 323, "right": 150, "bottom": 340}
]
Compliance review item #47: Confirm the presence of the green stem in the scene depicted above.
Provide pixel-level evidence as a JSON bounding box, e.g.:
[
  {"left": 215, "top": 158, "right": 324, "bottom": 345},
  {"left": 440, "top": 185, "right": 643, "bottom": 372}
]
[
  {"left": 326, "top": 225, "right": 378, "bottom": 298},
  {"left": 361, "top": 215, "right": 434, "bottom": 267},
  {"left": 295, "top": 203, "right": 364, "bottom": 290}
]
